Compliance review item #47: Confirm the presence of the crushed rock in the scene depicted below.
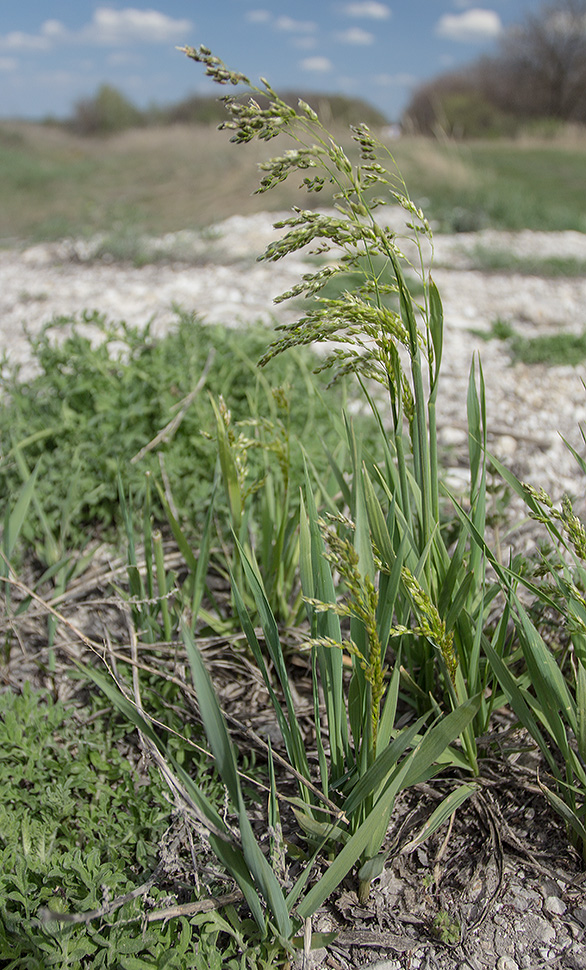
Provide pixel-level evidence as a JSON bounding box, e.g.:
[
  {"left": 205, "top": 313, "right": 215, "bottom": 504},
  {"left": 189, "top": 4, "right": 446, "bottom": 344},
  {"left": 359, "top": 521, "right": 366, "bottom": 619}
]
[{"left": 2, "top": 210, "right": 586, "bottom": 547}]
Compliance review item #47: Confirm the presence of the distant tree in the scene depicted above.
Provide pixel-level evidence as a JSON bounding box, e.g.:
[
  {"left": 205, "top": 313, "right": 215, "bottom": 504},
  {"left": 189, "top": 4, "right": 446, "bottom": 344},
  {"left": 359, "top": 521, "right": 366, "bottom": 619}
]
[
  {"left": 71, "top": 85, "right": 144, "bottom": 136},
  {"left": 403, "top": 0, "right": 586, "bottom": 134},
  {"left": 402, "top": 69, "right": 517, "bottom": 137},
  {"left": 489, "top": 0, "right": 586, "bottom": 121},
  {"left": 162, "top": 94, "right": 229, "bottom": 125},
  {"left": 161, "top": 91, "right": 388, "bottom": 128}
]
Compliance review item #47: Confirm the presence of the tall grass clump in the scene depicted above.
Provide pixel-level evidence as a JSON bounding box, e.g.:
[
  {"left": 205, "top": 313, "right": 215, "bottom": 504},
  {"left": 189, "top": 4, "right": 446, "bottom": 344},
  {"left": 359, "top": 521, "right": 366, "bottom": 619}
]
[
  {"left": 472, "top": 446, "right": 586, "bottom": 861},
  {"left": 180, "top": 44, "right": 501, "bottom": 728},
  {"left": 89, "top": 47, "right": 512, "bottom": 952}
]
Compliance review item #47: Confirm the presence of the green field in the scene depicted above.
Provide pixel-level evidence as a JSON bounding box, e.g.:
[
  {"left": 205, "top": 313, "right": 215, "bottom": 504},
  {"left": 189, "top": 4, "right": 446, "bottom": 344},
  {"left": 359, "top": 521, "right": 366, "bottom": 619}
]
[{"left": 1, "top": 121, "right": 585, "bottom": 244}]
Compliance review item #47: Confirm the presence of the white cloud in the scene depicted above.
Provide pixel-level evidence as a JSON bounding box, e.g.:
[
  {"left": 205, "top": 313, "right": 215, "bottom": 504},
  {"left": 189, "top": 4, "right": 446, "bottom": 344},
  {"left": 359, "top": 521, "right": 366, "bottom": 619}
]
[
  {"left": 84, "top": 8, "right": 192, "bottom": 45},
  {"left": 107, "top": 51, "right": 144, "bottom": 66},
  {"left": 275, "top": 16, "right": 317, "bottom": 33},
  {"left": 0, "top": 30, "right": 51, "bottom": 52},
  {"left": 0, "top": 57, "right": 17, "bottom": 71},
  {"left": 341, "top": 2, "right": 391, "bottom": 19},
  {"left": 42, "top": 20, "right": 68, "bottom": 39},
  {"left": 245, "top": 10, "right": 272, "bottom": 24},
  {"left": 436, "top": 8, "right": 502, "bottom": 42},
  {"left": 0, "top": 8, "right": 192, "bottom": 54},
  {"left": 373, "top": 72, "right": 418, "bottom": 87},
  {"left": 335, "top": 27, "right": 374, "bottom": 44},
  {"left": 291, "top": 36, "right": 318, "bottom": 50},
  {"left": 300, "top": 56, "right": 333, "bottom": 72}
]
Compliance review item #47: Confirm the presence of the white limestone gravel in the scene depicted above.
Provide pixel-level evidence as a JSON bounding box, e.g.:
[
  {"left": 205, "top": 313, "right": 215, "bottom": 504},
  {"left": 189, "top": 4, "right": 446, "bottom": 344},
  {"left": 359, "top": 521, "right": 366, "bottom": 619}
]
[{"left": 2, "top": 210, "right": 586, "bottom": 543}]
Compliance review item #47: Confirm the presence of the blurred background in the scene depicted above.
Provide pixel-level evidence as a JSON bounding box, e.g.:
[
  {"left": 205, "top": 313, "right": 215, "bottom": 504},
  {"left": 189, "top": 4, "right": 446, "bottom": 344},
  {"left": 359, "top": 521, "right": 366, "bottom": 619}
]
[{"left": 1, "top": 0, "right": 585, "bottom": 240}]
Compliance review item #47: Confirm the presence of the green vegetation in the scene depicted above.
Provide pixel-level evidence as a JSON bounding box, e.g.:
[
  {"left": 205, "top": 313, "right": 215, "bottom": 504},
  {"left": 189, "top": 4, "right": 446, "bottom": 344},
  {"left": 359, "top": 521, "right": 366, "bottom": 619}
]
[
  {"left": 0, "top": 679, "right": 284, "bottom": 968},
  {"left": 455, "top": 247, "right": 586, "bottom": 278},
  {"left": 0, "top": 685, "right": 192, "bottom": 968},
  {"left": 403, "top": 1, "right": 586, "bottom": 134},
  {"left": 1, "top": 119, "right": 586, "bottom": 244},
  {"left": 478, "top": 316, "right": 586, "bottom": 366},
  {"left": 0, "top": 313, "right": 366, "bottom": 551},
  {"left": 2, "top": 45, "right": 586, "bottom": 968},
  {"left": 511, "top": 331, "right": 586, "bottom": 366},
  {"left": 72, "top": 84, "right": 144, "bottom": 136},
  {"left": 67, "top": 84, "right": 389, "bottom": 136},
  {"left": 405, "top": 138, "right": 586, "bottom": 233}
]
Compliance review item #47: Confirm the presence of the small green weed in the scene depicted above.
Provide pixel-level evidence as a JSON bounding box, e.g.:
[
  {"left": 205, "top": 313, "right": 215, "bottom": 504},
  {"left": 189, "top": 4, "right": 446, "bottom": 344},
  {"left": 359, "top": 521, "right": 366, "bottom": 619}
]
[
  {"left": 432, "top": 910, "right": 460, "bottom": 944},
  {"left": 472, "top": 317, "right": 515, "bottom": 343},
  {"left": 464, "top": 246, "right": 586, "bottom": 278},
  {"left": 477, "top": 316, "right": 586, "bottom": 366},
  {"left": 0, "top": 682, "right": 282, "bottom": 968},
  {"left": 0, "top": 312, "right": 368, "bottom": 552},
  {"left": 510, "top": 330, "right": 586, "bottom": 366},
  {"left": 0, "top": 684, "right": 183, "bottom": 968}
]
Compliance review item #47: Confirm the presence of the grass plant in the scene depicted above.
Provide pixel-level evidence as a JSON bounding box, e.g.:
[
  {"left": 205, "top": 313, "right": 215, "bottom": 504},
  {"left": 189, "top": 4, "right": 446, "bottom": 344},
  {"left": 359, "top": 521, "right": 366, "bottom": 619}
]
[
  {"left": 454, "top": 445, "right": 586, "bottom": 861},
  {"left": 91, "top": 45, "right": 517, "bottom": 939},
  {"left": 3, "top": 42, "right": 586, "bottom": 970},
  {"left": 0, "top": 312, "right": 364, "bottom": 554}
]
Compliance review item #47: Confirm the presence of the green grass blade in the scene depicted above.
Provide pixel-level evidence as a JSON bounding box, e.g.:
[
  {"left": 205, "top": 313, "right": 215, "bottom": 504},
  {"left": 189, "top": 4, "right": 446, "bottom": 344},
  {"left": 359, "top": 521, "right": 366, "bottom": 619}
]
[
  {"left": 155, "top": 480, "right": 198, "bottom": 572},
  {"left": 182, "top": 622, "right": 240, "bottom": 802},
  {"left": 514, "top": 598, "right": 578, "bottom": 739},
  {"left": 312, "top": 646, "right": 330, "bottom": 798},
  {"left": 153, "top": 529, "right": 172, "bottom": 641},
  {"left": 300, "top": 478, "right": 347, "bottom": 772},
  {"left": 428, "top": 278, "right": 444, "bottom": 391},
  {"left": 295, "top": 787, "right": 396, "bottom": 918},
  {"left": 230, "top": 554, "right": 313, "bottom": 794},
  {"left": 377, "top": 651, "right": 402, "bottom": 752},
  {"left": 400, "top": 694, "right": 482, "bottom": 788},
  {"left": 576, "top": 661, "right": 586, "bottom": 762},
  {"left": 182, "top": 622, "right": 292, "bottom": 938},
  {"left": 190, "top": 483, "right": 217, "bottom": 624},
  {"left": 343, "top": 714, "right": 429, "bottom": 816},
  {"left": 230, "top": 574, "right": 298, "bottom": 766},
  {"left": 210, "top": 396, "right": 242, "bottom": 532},
  {"left": 400, "top": 782, "right": 478, "bottom": 853},
  {"left": 2, "top": 461, "right": 40, "bottom": 562},
  {"left": 206, "top": 837, "right": 269, "bottom": 932},
  {"left": 483, "top": 639, "right": 560, "bottom": 776},
  {"left": 538, "top": 781, "right": 586, "bottom": 856}
]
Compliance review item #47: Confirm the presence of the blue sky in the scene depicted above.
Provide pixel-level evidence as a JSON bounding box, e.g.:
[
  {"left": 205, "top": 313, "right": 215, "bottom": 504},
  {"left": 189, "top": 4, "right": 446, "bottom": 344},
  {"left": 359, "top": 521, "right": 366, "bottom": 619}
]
[{"left": 1, "top": 1, "right": 540, "bottom": 122}]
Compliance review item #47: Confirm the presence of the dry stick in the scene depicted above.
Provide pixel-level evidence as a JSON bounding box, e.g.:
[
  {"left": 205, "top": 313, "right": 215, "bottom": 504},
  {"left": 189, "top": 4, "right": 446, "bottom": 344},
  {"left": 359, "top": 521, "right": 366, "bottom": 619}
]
[
  {"left": 130, "top": 348, "right": 215, "bottom": 464},
  {"left": 0, "top": 572, "right": 347, "bottom": 821},
  {"left": 144, "top": 890, "right": 244, "bottom": 923},
  {"left": 40, "top": 886, "right": 245, "bottom": 928},
  {"left": 105, "top": 647, "right": 347, "bottom": 822},
  {"left": 38, "top": 865, "right": 165, "bottom": 926},
  {"left": 0, "top": 571, "right": 232, "bottom": 842},
  {"left": 462, "top": 791, "right": 504, "bottom": 940}
]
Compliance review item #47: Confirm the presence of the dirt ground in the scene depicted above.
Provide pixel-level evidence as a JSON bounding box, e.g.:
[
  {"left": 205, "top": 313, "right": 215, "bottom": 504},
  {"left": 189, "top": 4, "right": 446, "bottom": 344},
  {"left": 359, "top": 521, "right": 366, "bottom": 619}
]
[{"left": 2, "top": 553, "right": 585, "bottom": 970}]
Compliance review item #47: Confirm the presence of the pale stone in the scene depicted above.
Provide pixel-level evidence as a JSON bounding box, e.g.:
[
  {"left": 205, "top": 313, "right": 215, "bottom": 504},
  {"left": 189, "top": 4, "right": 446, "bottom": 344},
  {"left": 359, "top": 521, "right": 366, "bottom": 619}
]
[
  {"left": 543, "top": 895, "right": 567, "bottom": 915},
  {"left": 497, "top": 957, "right": 519, "bottom": 970}
]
